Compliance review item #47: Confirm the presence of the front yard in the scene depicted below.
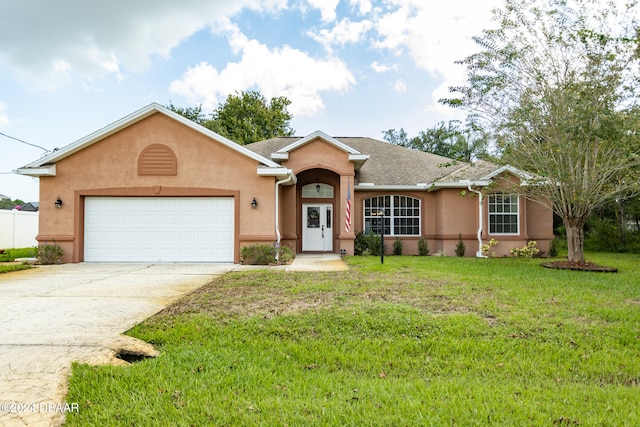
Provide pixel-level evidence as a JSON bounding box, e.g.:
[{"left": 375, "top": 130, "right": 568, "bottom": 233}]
[{"left": 65, "top": 253, "right": 640, "bottom": 426}]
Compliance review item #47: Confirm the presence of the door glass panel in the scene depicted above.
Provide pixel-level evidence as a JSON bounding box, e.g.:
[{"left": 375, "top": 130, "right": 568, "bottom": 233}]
[
  {"left": 307, "top": 207, "right": 320, "bottom": 228},
  {"left": 326, "top": 207, "right": 332, "bottom": 228}
]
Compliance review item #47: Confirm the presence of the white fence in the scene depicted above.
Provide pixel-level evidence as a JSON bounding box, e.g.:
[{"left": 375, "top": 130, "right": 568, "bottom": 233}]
[{"left": 0, "top": 210, "right": 39, "bottom": 249}]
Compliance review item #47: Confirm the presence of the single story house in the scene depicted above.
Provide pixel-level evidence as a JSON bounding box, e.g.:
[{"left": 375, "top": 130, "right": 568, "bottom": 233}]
[{"left": 16, "top": 103, "right": 553, "bottom": 263}]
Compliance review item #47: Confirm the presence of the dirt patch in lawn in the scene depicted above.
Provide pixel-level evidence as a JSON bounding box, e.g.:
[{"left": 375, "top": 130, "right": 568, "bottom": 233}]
[
  {"left": 541, "top": 261, "right": 618, "bottom": 273},
  {"left": 158, "top": 270, "right": 474, "bottom": 319}
]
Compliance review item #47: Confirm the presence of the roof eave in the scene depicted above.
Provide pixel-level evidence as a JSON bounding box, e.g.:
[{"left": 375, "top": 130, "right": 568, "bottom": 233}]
[
  {"left": 15, "top": 164, "right": 56, "bottom": 177},
  {"left": 257, "top": 167, "right": 297, "bottom": 183},
  {"left": 20, "top": 103, "right": 282, "bottom": 170}
]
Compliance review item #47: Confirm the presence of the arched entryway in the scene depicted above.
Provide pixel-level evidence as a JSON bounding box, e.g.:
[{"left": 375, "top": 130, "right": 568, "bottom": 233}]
[{"left": 296, "top": 168, "right": 340, "bottom": 253}]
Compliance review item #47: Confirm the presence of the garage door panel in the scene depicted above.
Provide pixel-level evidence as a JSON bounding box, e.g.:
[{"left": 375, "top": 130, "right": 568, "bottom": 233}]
[{"left": 85, "top": 197, "right": 234, "bottom": 262}]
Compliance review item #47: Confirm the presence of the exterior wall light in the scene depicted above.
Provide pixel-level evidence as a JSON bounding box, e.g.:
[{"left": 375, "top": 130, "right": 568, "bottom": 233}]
[
  {"left": 55, "top": 197, "right": 63, "bottom": 209},
  {"left": 251, "top": 197, "right": 257, "bottom": 209},
  {"left": 316, "top": 184, "right": 321, "bottom": 194}
]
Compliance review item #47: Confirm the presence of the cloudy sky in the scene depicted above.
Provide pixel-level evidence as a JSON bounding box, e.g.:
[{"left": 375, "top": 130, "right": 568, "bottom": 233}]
[{"left": 2, "top": 0, "right": 510, "bottom": 201}]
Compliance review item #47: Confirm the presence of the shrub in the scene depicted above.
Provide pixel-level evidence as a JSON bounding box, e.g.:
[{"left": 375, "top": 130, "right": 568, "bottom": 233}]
[
  {"left": 510, "top": 241, "right": 540, "bottom": 258},
  {"left": 354, "top": 232, "right": 368, "bottom": 255},
  {"left": 549, "top": 237, "right": 559, "bottom": 257},
  {"left": 354, "top": 232, "right": 385, "bottom": 256},
  {"left": 455, "top": 234, "right": 466, "bottom": 257},
  {"left": 241, "top": 242, "right": 295, "bottom": 265},
  {"left": 276, "top": 243, "right": 295, "bottom": 264},
  {"left": 393, "top": 237, "right": 403, "bottom": 255},
  {"left": 417, "top": 238, "right": 429, "bottom": 256},
  {"left": 241, "top": 244, "right": 276, "bottom": 265},
  {"left": 36, "top": 242, "right": 64, "bottom": 265},
  {"left": 481, "top": 239, "right": 499, "bottom": 257}
]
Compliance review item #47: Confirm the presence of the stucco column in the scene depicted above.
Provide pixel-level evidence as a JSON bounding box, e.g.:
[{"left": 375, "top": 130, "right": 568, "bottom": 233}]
[{"left": 338, "top": 174, "right": 356, "bottom": 255}]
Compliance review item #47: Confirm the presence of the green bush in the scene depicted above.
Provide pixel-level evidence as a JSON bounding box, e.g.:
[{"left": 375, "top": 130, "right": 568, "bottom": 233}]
[
  {"left": 241, "top": 244, "right": 276, "bottom": 265},
  {"left": 549, "top": 237, "right": 559, "bottom": 257},
  {"left": 392, "top": 237, "right": 403, "bottom": 255},
  {"left": 354, "top": 232, "right": 385, "bottom": 256},
  {"left": 417, "top": 238, "right": 429, "bottom": 256},
  {"left": 510, "top": 241, "right": 540, "bottom": 258},
  {"left": 277, "top": 245, "right": 295, "bottom": 264},
  {"left": 455, "top": 234, "right": 466, "bottom": 257},
  {"left": 241, "top": 243, "right": 295, "bottom": 265},
  {"left": 36, "top": 242, "right": 64, "bottom": 264}
]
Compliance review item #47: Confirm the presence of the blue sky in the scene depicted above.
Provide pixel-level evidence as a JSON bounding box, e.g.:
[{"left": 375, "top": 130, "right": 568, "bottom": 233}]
[{"left": 2, "top": 0, "right": 509, "bottom": 201}]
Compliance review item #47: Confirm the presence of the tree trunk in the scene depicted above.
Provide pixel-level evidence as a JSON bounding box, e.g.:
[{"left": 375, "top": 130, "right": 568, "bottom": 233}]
[{"left": 564, "top": 218, "right": 586, "bottom": 263}]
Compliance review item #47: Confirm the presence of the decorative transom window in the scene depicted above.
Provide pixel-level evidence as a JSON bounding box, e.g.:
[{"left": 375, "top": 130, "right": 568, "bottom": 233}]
[
  {"left": 488, "top": 194, "right": 519, "bottom": 234},
  {"left": 364, "top": 195, "right": 421, "bottom": 236},
  {"left": 302, "top": 183, "right": 334, "bottom": 198}
]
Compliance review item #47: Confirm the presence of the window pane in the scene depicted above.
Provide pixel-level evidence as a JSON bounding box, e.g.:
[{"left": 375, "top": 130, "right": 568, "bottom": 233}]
[
  {"left": 363, "top": 195, "right": 421, "bottom": 236},
  {"left": 488, "top": 194, "right": 519, "bottom": 234}
]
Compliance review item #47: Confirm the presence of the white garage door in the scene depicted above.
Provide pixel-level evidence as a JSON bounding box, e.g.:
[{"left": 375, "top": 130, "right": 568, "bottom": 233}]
[{"left": 84, "top": 197, "right": 234, "bottom": 262}]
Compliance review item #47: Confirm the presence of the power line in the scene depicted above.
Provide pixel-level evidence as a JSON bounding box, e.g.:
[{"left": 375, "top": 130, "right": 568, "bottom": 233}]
[{"left": 0, "top": 131, "right": 50, "bottom": 153}]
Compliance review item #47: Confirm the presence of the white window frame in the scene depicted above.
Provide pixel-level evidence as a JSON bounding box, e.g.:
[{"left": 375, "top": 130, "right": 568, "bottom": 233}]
[
  {"left": 488, "top": 193, "right": 520, "bottom": 235},
  {"left": 302, "top": 183, "right": 334, "bottom": 198},
  {"left": 363, "top": 195, "right": 421, "bottom": 236}
]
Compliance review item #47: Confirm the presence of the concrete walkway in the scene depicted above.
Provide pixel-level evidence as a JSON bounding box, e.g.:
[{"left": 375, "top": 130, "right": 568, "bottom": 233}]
[
  {"left": 286, "top": 253, "right": 349, "bottom": 272},
  {"left": 0, "top": 263, "right": 235, "bottom": 427}
]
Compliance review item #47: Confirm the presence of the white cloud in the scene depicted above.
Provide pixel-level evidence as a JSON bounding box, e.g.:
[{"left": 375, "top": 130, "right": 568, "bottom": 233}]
[
  {"left": 0, "top": 103, "right": 9, "bottom": 127},
  {"left": 0, "top": 0, "right": 288, "bottom": 92},
  {"left": 350, "top": 0, "right": 373, "bottom": 15},
  {"left": 368, "top": 1, "right": 503, "bottom": 113},
  {"left": 308, "top": 18, "right": 373, "bottom": 52},
  {"left": 393, "top": 78, "right": 407, "bottom": 94},
  {"left": 170, "top": 28, "right": 355, "bottom": 117},
  {"left": 305, "top": 0, "right": 340, "bottom": 22},
  {"left": 371, "top": 61, "right": 398, "bottom": 73}
]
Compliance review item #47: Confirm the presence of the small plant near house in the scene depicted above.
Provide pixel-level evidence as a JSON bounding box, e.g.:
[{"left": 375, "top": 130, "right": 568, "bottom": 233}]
[
  {"left": 241, "top": 242, "right": 295, "bottom": 265},
  {"left": 481, "top": 239, "right": 499, "bottom": 257},
  {"left": 354, "top": 232, "right": 385, "bottom": 256},
  {"left": 548, "top": 237, "right": 559, "bottom": 257},
  {"left": 417, "top": 238, "right": 430, "bottom": 256},
  {"left": 35, "top": 242, "right": 64, "bottom": 265},
  {"left": 455, "top": 234, "right": 466, "bottom": 257},
  {"left": 275, "top": 241, "right": 295, "bottom": 264},
  {"left": 393, "top": 237, "right": 403, "bottom": 255},
  {"left": 510, "top": 241, "right": 540, "bottom": 258},
  {"left": 241, "top": 244, "right": 276, "bottom": 265}
]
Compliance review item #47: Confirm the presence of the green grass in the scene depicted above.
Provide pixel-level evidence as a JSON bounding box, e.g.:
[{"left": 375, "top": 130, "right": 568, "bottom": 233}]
[
  {"left": 65, "top": 253, "right": 640, "bottom": 426},
  {"left": 0, "top": 247, "right": 35, "bottom": 273}
]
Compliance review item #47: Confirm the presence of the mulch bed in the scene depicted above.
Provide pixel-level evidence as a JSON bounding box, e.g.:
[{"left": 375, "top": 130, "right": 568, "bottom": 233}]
[{"left": 541, "top": 260, "right": 618, "bottom": 273}]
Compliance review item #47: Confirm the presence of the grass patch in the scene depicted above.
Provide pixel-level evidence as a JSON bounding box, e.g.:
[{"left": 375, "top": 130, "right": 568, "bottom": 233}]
[
  {"left": 0, "top": 247, "right": 35, "bottom": 262},
  {"left": 0, "top": 263, "right": 32, "bottom": 274},
  {"left": 65, "top": 253, "right": 640, "bottom": 426}
]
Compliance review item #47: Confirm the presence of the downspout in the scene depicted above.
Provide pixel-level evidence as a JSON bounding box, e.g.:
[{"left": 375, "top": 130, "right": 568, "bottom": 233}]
[
  {"left": 275, "top": 171, "right": 296, "bottom": 261},
  {"left": 467, "top": 181, "right": 487, "bottom": 258}
]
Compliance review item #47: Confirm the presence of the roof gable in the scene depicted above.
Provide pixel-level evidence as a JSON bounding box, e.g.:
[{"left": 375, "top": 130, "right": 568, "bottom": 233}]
[
  {"left": 271, "top": 131, "right": 369, "bottom": 169},
  {"left": 16, "top": 103, "right": 282, "bottom": 176}
]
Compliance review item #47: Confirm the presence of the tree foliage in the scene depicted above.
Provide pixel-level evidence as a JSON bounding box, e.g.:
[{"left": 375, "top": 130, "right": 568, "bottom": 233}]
[
  {"left": 0, "top": 198, "right": 24, "bottom": 210},
  {"left": 382, "top": 120, "right": 490, "bottom": 162},
  {"left": 168, "top": 90, "right": 294, "bottom": 145},
  {"left": 442, "top": 0, "right": 640, "bottom": 262}
]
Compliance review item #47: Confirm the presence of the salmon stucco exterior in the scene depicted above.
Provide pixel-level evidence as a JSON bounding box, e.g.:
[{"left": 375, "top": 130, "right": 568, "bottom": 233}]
[{"left": 17, "top": 103, "right": 554, "bottom": 263}]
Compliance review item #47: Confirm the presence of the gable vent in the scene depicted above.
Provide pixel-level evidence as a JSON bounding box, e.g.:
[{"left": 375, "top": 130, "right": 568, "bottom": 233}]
[{"left": 138, "top": 144, "right": 177, "bottom": 176}]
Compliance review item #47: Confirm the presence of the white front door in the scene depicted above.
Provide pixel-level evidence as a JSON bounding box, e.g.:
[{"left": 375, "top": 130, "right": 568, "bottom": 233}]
[{"left": 302, "top": 203, "right": 333, "bottom": 252}]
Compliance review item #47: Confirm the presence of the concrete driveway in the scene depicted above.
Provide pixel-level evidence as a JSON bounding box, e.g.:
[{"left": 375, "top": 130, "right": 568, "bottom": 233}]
[{"left": 0, "top": 263, "right": 235, "bottom": 427}]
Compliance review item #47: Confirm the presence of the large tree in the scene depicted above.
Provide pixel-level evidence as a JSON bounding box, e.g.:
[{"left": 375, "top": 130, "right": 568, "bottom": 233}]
[
  {"left": 168, "top": 90, "right": 294, "bottom": 145},
  {"left": 382, "top": 120, "right": 490, "bottom": 162},
  {"left": 442, "top": 0, "right": 640, "bottom": 263}
]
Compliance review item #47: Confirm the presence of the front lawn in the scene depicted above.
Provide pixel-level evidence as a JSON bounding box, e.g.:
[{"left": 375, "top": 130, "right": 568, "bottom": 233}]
[
  {"left": 0, "top": 247, "right": 35, "bottom": 273},
  {"left": 65, "top": 254, "right": 640, "bottom": 426}
]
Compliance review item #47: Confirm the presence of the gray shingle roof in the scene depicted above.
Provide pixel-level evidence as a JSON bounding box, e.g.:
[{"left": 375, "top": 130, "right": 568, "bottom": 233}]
[{"left": 245, "top": 136, "right": 501, "bottom": 186}]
